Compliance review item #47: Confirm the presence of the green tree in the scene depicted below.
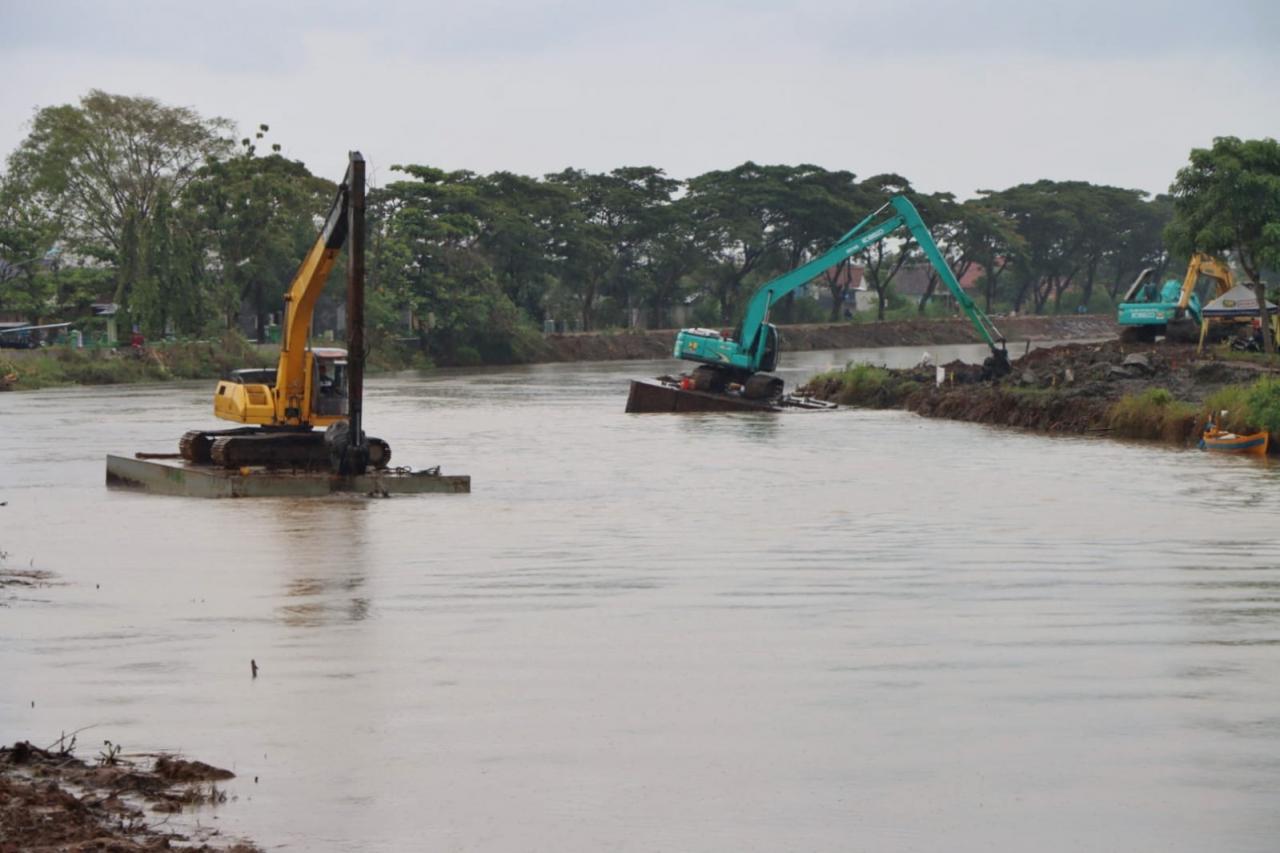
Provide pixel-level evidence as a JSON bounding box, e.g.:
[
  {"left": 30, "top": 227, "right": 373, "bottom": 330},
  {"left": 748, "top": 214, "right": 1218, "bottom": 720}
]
[
  {"left": 0, "top": 174, "right": 63, "bottom": 322},
  {"left": 1070, "top": 185, "right": 1153, "bottom": 311},
  {"left": 640, "top": 197, "right": 703, "bottom": 328},
  {"left": 853, "top": 173, "right": 917, "bottom": 320},
  {"left": 954, "top": 198, "right": 1025, "bottom": 313},
  {"left": 6, "top": 90, "right": 232, "bottom": 311},
  {"left": 472, "top": 171, "right": 571, "bottom": 321},
  {"left": 906, "top": 192, "right": 969, "bottom": 315},
  {"left": 770, "top": 165, "right": 860, "bottom": 323},
  {"left": 373, "top": 165, "right": 539, "bottom": 363},
  {"left": 131, "top": 187, "right": 208, "bottom": 336},
  {"left": 546, "top": 167, "right": 678, "bottom": 330},
  {"left": 1169, "top": 136, "right": 1280, "bottom": 354},
  {"left": 684, "top": 162, "right": 793, "bottom": 323},
  {"left": 181, "top": 129, "right": 333, "bottom": 339},
  {"left": 1106, "top": 194, "right": 1173, "bottom": 304}
]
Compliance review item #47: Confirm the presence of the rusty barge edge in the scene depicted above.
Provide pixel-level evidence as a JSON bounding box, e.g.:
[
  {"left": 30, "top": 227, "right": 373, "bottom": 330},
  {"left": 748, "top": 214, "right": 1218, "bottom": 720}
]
[
  {"left": 105, "top": 454, "right": 471, "bottom": 498},
  {"left": 625, "top": 378, "right": 835, "bottom": 414}
]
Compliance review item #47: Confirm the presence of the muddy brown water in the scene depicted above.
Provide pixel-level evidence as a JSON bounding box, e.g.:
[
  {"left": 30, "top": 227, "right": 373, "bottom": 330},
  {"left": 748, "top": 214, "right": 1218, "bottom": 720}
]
[{"left": 2, "top": 344, "right": 1279, "bottom": 852}]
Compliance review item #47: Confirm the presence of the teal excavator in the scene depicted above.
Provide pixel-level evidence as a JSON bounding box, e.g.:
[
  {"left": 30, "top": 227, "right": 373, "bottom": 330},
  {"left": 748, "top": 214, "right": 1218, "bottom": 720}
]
[{"left": 674, "top": 195, "right": 1010, "bottom": 398}]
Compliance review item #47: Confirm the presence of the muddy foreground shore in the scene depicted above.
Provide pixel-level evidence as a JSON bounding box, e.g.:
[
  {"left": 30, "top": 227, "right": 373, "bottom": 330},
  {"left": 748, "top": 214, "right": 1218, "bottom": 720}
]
[{"left": 0, "top": 737, "right": 258, "bottom": 852}]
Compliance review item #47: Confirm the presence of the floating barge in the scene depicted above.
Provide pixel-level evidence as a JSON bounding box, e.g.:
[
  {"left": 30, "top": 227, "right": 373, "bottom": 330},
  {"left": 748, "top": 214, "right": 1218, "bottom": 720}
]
[
  {"left": 625, "top": 378, "right": 835, "bottom": 414},
  {"left": 105, "top": 454, "right": 470, "bottom": 499}
]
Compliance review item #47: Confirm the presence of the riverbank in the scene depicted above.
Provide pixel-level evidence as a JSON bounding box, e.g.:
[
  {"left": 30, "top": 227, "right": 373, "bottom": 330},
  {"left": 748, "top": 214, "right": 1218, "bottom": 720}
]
[
  {"left": 0, "top": 315, "right": 1115, "bottom": 391},
  {"left": 533, "top": 314, "right": 1114, "bottom": 363},
  {"left": 802, "top": 339, "right": 1280, "bottom": 449},
  {"left": 0, "top": 333, "right": 273, "bottom": 391}
]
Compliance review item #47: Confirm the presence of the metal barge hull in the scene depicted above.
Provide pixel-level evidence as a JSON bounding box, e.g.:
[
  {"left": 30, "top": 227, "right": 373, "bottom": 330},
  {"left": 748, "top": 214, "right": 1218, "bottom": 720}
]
[
  {"left": 105, "top": 454, "right": 470, "bottom": 499},
  {"left": 625, "top": 379, "right": 835, "bottom": 414}
]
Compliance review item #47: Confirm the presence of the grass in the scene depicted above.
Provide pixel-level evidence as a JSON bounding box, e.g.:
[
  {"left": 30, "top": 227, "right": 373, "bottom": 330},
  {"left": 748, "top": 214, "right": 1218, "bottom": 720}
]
[
  {"left": 1106, "top": 387, "right": 1198, "bottom": 442},
  {"left": 0, "top": 332, "right": 273, "bottom": 391},
  {"left": 1202, "top": 385, "right": 1253, "bottom": 432},
  {"left": 1199, "top": 375, "right": 1280, "bottom": 435},
  {"left": 807, "top": 362, "right": 922, "bottom": 407},
  {"left": 2, "top": 331, "right": 460, "bottom": 390}
]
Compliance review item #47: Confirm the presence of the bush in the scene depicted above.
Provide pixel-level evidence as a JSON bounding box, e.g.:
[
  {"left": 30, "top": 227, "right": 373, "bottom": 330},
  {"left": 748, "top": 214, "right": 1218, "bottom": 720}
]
[
  {"left": 1107, "top": 387, "right": 1197, "bottom": 442},
  {"left": 803, "top": 361, "right": 916, "bottom": 407},
  {"left": 1244, "top": 376, "right": 1280, "bottom": 433}
]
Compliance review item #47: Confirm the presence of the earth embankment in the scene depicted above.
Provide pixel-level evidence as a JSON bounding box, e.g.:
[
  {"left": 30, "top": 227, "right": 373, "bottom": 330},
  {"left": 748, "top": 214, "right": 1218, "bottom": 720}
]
[
  {"left": 536, "top": 315, "right": 1115, "bottom": 363},
  {"left": 802, "top": 339, "right": 1280, "bottom": 449}
]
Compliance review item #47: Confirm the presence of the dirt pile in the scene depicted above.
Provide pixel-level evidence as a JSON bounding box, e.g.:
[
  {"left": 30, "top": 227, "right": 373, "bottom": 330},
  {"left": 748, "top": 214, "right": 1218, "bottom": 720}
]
[
  {"left": 0, "top": 739, "right": 257, "bottom": 851},
  {"left": 803, "top": 340, "right": 1278, "bottom": 446}
]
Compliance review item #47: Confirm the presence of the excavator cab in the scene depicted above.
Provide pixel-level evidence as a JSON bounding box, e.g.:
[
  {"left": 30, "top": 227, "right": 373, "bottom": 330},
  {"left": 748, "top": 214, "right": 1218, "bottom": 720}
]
[
  {"left": 311, "top": 348, "right": 348, "bottom": 417},
  {"left": 758, "top": 324, "right": 780, "bottom": 373}
]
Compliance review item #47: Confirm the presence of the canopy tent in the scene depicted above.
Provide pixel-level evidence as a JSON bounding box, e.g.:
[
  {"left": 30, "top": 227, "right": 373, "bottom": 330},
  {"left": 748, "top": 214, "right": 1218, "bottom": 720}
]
[
  {"left": 1198, "top": 283, "right": 1279, "bottom": 352},
  {"left": 1201, "top": 284, "right": 1277, "bottom": 317}
]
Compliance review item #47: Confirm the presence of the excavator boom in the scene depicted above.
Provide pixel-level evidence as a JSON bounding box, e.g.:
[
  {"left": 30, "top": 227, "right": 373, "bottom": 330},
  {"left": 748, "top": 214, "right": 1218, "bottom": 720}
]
[{"left": 674, "top": 195, "right": 1008, "bottom": 386}]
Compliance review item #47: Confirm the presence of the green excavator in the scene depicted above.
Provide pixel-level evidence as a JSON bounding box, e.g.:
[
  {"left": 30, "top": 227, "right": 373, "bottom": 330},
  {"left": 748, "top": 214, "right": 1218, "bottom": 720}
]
[{"left": 673, "top": 195, "right": 1010, "bottom": 398}]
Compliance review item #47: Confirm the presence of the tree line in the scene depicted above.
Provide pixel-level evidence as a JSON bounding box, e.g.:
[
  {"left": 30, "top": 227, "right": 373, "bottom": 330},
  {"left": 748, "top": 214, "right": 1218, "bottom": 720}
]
[{"left": 1, "top": 90, "right": 1276, "bottom": 363}]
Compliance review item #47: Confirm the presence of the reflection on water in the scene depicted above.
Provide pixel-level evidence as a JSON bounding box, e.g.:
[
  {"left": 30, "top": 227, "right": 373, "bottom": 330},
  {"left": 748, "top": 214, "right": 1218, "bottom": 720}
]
[{"left": 2, "top": 349, "right": 1279, "bottom": 852}]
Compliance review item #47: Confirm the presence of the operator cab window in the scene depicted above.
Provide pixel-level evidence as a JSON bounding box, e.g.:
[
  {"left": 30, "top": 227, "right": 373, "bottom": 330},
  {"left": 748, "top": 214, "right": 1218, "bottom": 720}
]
[{"left": 313, "top": 356, "right": 348, "bottom": 416}]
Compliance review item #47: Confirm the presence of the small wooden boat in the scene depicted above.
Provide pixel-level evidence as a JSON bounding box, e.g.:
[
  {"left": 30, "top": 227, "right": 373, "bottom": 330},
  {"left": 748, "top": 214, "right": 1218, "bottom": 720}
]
[{"left": 1199, "top": 425, "right": 1269, "bottom": 456}]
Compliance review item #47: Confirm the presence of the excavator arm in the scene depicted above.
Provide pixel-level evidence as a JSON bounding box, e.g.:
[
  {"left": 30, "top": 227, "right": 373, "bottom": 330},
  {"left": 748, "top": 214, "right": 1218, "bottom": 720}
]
[
  {"left": 276, "top": 175, "right": 351, "bottom": 421},
  {"left": 1177, "top": 253, "right": 1233, "bottom": 316},
  {"left": 675, "top": 195, "right": 1007, "bottom": 379}
]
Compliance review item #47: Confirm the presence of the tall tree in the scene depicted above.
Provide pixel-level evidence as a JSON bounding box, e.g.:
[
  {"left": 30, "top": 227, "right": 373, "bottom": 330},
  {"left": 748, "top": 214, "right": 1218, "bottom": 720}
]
[
  {"left": 373, "top": 164, "right": 537, "bottom": 363},
  {"left": 1169, "top": 136, "right": 1280, "bottom": 354},
  {"left": 0, "top": 173, "right": 64, "bottom": 322},
  {"left": 854, "top": 173, "right": 916, "bottom": 320},
  {"left": 1106, "top": 194, "right": 1173, "bottom": 303},
  {"left": 6, "top": 90, "right": 232, "bottom": 311},
  {"left": 130, "top": 186, "right": 207, "bottom": 336},
  {"left": 771, "top": 165, "right": 860, "bottom": 323},
  {"left": 546, "top": 166, "right": 679, "bottom": 330},
  {"left": 641, "top": 197, "right": 703, "bottom": 327},
  {"left": 955, "top": 198, "right": 1025, "bottom": 313},
  {"left": 473, "top": 171, "right": 571, "bottom": 321},
  {"left": 907, "top": 192, "right": 969, "bottom": 315},
  {"left": 683, "top": 162, "right": 793, "bottom": 323},
  {"left": 181, "top": 129, "right": 333, "bottom": 338},
  {"left": 988, "top": 181, "right": 1091, "bottom": 313}
]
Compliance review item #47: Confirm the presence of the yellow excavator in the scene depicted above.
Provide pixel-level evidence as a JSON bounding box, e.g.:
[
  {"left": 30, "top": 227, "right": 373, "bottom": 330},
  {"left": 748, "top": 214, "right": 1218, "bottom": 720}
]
[
  {"left": 1117, "top": 253, "right": 1233, "bottom": 342},
  {"left": 179, "top": 153, "right": 390, "bottom": 470}
]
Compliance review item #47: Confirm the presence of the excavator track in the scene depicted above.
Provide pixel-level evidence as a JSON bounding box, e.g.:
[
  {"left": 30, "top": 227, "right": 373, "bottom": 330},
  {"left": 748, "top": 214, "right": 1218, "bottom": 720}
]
[
  {"left": 207, "top": 431, "right": 391, "bottom": 470},
  {"left": 179, "top": 428, "right": 261, "bottom": 464},
  {"left": 742, "top": 373, "right": 784, "bottom": 400}
]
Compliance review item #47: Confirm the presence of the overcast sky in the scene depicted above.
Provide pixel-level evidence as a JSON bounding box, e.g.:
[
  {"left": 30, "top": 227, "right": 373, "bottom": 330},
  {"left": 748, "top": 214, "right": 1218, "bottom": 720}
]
[{"left": 1, "top": 0, "right": 1277, "bottom": 197}]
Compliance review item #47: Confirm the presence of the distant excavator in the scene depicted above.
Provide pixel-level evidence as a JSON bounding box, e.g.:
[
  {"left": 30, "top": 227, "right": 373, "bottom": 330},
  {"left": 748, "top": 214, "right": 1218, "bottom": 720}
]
[
  {"left": 1117, "top": 253, "right": 1234, "bottom": 342},
  {"left": 672, "top": 195, "right": 1010, "bottom": 399},
  {"left": 179, "top": 153, "right": 389, "bottom": 472}
]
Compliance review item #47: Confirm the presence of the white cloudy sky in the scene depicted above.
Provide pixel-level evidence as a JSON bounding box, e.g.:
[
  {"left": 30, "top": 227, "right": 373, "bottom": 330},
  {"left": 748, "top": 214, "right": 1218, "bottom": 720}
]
[{"left": 1, "top": 0, "right": 1276, "bottom": 196}]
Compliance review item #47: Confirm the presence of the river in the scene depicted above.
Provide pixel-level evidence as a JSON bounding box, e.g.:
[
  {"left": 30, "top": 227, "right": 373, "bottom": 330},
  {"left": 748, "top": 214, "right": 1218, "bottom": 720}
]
[{"left": 2, "top": 345, "right": 1278, "bottom": 852}]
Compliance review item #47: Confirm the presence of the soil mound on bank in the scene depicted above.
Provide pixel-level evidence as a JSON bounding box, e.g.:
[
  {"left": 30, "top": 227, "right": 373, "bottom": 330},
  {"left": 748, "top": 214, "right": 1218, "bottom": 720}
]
[{"left": 803, "top": 339, "right": 1277, "bottom": 445}]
